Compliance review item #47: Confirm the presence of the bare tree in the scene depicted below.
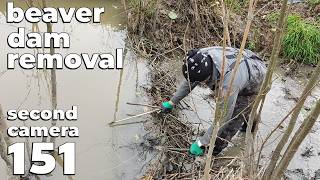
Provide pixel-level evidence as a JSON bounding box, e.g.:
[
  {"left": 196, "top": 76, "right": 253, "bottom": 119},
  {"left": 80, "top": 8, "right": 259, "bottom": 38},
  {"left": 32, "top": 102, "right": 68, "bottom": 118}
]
[
  {"left": 203, "top": 0, "right": 228, "bottom": 178},
  {"left": 203, "top": 0, "right": 257, "bottom": 178},
  {"left": 36, "top": 0, "right": 58, "bottom": 146},
  {"left": 245, "top": 0, "right": 289, "bottom": 177}
]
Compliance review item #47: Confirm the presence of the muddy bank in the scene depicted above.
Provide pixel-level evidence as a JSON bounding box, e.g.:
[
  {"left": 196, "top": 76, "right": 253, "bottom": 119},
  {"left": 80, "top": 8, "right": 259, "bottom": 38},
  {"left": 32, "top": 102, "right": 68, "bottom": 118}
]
[{"left": 127, "top": 0, "right": 241, "bottom": 58}]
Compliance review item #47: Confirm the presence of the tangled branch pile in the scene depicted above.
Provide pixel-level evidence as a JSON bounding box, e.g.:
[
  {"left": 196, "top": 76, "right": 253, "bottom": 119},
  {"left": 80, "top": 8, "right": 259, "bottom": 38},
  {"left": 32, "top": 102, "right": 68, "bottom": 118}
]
[
  {"left": 126, "top": 0, "right": 245, "bottom": 178},
  {"left": 141, "top": 62, "right": 241, "bottom": 179},
  {"left": 127, "top": 0, "right": 243, "bottom": 56},
  {"left": 141, "top": 62, "right": 202, "bottom": 179}
]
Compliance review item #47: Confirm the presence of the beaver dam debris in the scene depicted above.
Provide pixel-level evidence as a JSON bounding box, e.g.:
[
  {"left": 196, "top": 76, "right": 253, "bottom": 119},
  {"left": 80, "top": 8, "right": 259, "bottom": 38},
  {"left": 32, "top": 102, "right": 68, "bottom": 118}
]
[
  {"left": 135, "top": 61, "right": 242, "bottom": 179},
  {"left": 126, "top": 0, "right": 246, "bottom": 178},
  {"left": 127, "top": 0, "right": 243, "bottom": 57}
]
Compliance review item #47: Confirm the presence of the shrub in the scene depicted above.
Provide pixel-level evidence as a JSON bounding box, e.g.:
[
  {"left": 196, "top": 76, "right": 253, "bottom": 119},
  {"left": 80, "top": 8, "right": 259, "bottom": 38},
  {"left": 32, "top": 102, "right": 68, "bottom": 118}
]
[{"left": 282, "top": 15, "right": 320, "bottom": 65}]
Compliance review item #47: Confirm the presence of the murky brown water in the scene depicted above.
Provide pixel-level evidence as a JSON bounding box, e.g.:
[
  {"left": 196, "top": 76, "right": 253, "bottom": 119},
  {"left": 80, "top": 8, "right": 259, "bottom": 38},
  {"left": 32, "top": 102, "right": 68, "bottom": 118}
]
[{"left": 0, "top": 0, "right": 151, "bottom": 179}]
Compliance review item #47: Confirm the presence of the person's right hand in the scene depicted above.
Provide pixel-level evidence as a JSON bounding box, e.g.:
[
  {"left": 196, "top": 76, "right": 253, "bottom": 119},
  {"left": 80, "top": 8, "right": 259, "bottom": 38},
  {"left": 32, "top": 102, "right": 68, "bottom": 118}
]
[
  {"left": 189, "top": 142, "right": 204, "bottom": 156},
  {"left": 161, "top": 101, "right": 174, "bottom": 113}
]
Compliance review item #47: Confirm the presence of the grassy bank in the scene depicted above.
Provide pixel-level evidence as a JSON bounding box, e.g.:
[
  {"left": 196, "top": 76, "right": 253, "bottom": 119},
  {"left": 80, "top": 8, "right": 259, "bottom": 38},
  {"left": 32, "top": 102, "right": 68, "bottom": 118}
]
[{"left": 283, "top": 15, "right": 319, "bottom": 65}]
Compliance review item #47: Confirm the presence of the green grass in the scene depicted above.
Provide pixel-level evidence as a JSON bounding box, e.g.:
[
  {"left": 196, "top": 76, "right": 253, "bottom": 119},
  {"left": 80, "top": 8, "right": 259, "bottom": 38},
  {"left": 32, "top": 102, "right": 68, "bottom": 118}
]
[
  {"left": 282, "top": 15, "right": 320, "bottom": 65},
  {"left": 247, "top": 41, "right": 256, "bottom": 50}
]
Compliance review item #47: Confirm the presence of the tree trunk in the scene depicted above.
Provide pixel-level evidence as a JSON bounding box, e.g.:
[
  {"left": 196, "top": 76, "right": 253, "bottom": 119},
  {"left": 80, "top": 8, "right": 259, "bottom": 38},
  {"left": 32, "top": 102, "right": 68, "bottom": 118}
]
[
  {"left": 203, "top": 0, "right": 228, "bottom": 177},
  {"left": 39, "top": 0, "right": 58, "bottom": 145},
  {"left": 203, "top": 0, "right": 256, "bottom": 178}
]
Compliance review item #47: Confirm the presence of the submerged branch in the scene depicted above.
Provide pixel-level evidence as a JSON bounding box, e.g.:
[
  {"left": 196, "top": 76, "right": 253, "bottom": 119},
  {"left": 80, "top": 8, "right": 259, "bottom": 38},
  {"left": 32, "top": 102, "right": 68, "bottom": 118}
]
[{"left": 0, "top": 105, "right": 18, "bottom": 180}]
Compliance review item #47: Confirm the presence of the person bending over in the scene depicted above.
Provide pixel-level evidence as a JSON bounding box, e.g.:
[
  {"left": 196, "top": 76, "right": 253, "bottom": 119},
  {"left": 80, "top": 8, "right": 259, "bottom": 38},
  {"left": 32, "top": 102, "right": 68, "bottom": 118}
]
[{"left": 161, "top": 46, "right": 267, "bottom": 156}]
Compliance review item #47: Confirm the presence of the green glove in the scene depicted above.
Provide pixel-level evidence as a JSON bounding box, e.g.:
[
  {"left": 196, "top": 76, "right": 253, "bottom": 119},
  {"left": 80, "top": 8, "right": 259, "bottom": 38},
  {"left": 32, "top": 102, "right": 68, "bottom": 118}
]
[
  {"left": 189, "top": 142, "right": 204, "bottom": 156},
  {"left": 161, "top": 101, "right": 174, "bottom": 113}
]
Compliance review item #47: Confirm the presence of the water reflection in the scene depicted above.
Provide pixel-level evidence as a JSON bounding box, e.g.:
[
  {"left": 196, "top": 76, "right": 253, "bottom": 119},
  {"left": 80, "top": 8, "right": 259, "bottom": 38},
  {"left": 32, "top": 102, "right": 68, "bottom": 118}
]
[
  {"left": 0, "top": 0, "right": 126, "bottom": 30},
  {"left": 0, "top": 1, "right": 149, "bottom": 180}
]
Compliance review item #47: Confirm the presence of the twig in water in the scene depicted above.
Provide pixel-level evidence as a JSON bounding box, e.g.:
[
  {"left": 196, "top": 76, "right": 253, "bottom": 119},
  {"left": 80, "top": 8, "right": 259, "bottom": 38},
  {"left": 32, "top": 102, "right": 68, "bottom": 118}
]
[
  {"left": 126, "top": 102, "right": 158, "bottom": 108},
  {"left": 109, "top": 108, "right": 161, "bottom": 126}
]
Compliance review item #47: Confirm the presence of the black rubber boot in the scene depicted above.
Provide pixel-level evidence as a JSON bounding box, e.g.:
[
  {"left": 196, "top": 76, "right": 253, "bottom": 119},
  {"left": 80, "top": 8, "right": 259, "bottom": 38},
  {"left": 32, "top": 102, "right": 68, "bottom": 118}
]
[
  {"left": 240, "top": 123, "right": 247, "bottom": 132},
  {"left": 240, "top": 121, "right": 256, "bottom": 133}
]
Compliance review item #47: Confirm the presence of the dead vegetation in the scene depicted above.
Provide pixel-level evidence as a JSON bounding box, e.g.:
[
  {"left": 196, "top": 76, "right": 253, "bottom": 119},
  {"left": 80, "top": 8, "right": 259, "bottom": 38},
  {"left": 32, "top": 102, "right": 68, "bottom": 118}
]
[
  {"left": 127, "top": 0, "right": 245, "bottom": 57},
  {"left": 140, "top": 61, "right": 201, "bottom": 179},
  {"left": 126, "top": 0, "right": 248, "bottom": 179},
  {"left": 136, "top": 40, "right": 245, "bottom": 179}
]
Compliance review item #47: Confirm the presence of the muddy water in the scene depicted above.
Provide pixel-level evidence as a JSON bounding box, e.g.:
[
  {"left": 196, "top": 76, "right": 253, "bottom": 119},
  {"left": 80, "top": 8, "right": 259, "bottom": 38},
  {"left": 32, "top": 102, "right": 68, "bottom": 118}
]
[
  {"left": 0, "top": 1, "right": 150, "bottom": 180},
  {"left": 179, "top": 66, "right": 320, "bottom": 178},
  {"left": 259, "top": 76, "right": 320, "bottom": 179}
]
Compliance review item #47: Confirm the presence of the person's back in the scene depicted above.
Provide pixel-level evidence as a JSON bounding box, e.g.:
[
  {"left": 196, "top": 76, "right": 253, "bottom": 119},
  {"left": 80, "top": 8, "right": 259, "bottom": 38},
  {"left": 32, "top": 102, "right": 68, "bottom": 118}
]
[{"left": 199, "top": 46, "right": 267, "bottom": 95}]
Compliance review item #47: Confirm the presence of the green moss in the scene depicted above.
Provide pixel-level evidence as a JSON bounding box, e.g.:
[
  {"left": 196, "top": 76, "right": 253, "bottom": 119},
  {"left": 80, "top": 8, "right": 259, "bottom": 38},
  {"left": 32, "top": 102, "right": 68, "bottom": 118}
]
[{"left": 282, "top": 15, "right": 320, "bottom": 65}]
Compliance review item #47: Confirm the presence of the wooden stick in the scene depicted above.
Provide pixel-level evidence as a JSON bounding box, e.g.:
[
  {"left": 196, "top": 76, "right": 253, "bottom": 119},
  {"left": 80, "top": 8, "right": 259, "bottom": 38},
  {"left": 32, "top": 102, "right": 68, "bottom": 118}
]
[
  {"left": 108, "top": 108, "right": 161, "bottom": 126},
  {"left": 168, "top": 148, "right": 189, "bottom": 151},
  {"left": 126, "top": 102, "right": 158, "bottom": 108},
  {"left": 109, "top": 120, "right": 148, "bottom": 127}
]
